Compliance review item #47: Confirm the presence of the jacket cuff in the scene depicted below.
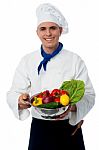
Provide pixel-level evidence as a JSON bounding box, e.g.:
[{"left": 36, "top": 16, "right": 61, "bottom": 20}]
[{"left": 18, "top": 109, "right": 30, "bottom": 120}]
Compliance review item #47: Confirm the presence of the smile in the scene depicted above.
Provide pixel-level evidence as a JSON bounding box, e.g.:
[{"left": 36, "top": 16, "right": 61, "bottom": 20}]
[{"left": 44, "top": 38, "right": 54, "bottom": 41}]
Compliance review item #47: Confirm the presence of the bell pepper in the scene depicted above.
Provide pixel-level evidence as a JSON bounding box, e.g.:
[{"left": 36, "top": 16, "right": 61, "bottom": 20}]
[
  {"left": 54, "top": 97, "right": 60, "bottom": 102},
  {"left": 37, "top": 92, "right": 43, "bottom": 98},
  {"left": 32, "top": 97, "right": 42, "bottom": 106},
  {"left": 60, "top": 90, "right": 69, "bottom": 96},
  {"left": 51, "top": 89, "right": 61, "bottom": 97}
]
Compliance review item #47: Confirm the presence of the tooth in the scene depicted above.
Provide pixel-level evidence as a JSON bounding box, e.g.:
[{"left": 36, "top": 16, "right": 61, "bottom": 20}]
[{"left": 46, "top": 39, "right": 52, "bottom": 41}]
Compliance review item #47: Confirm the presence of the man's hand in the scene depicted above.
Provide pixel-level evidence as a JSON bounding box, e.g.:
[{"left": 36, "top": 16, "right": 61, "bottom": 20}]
[
  {"left": 18, "top": 93, "right": 31, "bottom": 110},
  {"left": 69, "top": 104, "right": 77, "bottom": 112},
  {"left": 55, "top": 105, "right": 77, "bottom": 120}
]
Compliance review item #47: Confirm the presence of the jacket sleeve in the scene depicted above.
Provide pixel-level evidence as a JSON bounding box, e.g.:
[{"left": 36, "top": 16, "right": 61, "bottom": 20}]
[
  {"left": 7, "top": 56, "right": 31, "bottom": 120},
  {"left": 69, "top": 56, "right": 95, "bottom": 125}
]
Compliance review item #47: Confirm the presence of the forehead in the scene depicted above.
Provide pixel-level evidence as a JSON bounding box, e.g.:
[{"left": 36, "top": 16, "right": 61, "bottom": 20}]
[{"left": 37, "top": 22, "right": 59, "bottom": 28}]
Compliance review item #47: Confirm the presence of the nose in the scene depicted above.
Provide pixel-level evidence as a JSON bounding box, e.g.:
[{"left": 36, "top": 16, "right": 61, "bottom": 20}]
[{"left": 46, "top": 29, "right": 51, "bottom": 36}]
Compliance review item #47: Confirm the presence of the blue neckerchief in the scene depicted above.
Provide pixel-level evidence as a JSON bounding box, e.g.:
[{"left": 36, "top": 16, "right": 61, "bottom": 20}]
[{"left": 38, "top": 42, "right": 63, "bottom": 75}]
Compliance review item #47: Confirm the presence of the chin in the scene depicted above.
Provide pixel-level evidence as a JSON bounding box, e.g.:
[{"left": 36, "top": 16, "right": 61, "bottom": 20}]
[{"left": 44, "top": 42, "right": 57, "bottom": 48}]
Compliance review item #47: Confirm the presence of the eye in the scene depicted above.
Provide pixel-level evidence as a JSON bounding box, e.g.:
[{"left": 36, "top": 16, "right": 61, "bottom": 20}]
[
  {"left": 50, "top": 26, "right": 58, "bottom": 30},
  {"left": 39, "top": 27, "right": 46, "bottom": 31}
]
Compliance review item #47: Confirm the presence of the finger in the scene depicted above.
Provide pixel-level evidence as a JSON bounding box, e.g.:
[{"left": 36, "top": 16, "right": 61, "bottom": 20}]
[
  {"left": 22, "top": 94, "right": 29, "bottom": 100},
  {"left": 18, "top": 99, "right": 30, "bottom": 106},
  {"left": 19, "top": 93, "right": 29, "bottom": 101},
  {"left": 69, "top": 105, "right": 77, "bottom": 112},
  {"left": 55, "top": 107, "right": 71, "bottom": 120},
  {"left": 19, "top": 99, "right": 26, "bottom": 105},
  {"left": 58, "top": 110, "right": 69, "bottom": 119},
  {"left": 19, "top": 104, "right": 31, "bottom": 110},
  {"left": 18, "top": 100, "right": 31, "bottom": 108},
  {"left": 19, "top": 95, "right": 30, "bottom": 105}
]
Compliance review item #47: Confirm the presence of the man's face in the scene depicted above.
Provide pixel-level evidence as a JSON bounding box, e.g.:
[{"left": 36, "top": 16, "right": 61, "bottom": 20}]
[{"left": 36, "top": 22, "right": 62, "bottom": 53}]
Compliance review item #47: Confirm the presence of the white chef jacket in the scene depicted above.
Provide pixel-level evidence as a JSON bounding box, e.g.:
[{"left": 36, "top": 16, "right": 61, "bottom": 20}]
[{"left": 7, "top": 48, "right": 95, "bottom": 125}]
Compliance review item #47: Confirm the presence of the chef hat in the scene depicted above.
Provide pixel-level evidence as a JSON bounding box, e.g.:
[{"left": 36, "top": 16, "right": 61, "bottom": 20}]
[{"left": 36, "top": 3, "right": 68, "bottom": 34}]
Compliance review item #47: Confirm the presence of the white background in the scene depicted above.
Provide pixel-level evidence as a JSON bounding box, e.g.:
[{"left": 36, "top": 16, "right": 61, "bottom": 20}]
[{"left": 0, "top": 0, "right": 99, "bottom": 149}]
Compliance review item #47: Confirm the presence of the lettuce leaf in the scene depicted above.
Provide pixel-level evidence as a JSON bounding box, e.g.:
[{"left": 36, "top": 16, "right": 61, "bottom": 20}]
[{"left": 60, "top": 79, "right": 85, "bottom": 105}]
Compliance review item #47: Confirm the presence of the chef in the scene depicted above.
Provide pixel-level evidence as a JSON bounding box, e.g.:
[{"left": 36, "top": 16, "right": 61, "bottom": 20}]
[{"left": 7, "top": 3, "right": 95, "bottom": 150}]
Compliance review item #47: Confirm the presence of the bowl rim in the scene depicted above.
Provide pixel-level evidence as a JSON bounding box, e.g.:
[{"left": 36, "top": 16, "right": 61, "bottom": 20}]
[{"left": 32, "top": 105, "right": 68, "bottom": 110}]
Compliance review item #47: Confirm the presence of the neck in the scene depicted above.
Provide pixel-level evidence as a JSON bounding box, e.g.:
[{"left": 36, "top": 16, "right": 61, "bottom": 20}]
[{"left": 42, "top": 43, "right": 59, "bottom": 54}]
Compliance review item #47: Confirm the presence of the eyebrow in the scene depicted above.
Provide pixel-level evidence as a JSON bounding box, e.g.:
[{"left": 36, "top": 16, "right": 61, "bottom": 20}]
[{"left": 39, "top": 26, "right": 58, "bottom": 29}]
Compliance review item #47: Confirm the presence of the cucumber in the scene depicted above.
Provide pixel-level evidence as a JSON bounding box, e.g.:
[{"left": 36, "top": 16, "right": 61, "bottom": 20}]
[{"left": 37, "top": 102, "right": 61, "bottom": 109}]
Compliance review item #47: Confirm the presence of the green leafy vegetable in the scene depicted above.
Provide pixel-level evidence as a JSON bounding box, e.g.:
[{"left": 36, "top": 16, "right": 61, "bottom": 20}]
[{"left": 60, "top": 79, "right": 85, "bottom": 105}]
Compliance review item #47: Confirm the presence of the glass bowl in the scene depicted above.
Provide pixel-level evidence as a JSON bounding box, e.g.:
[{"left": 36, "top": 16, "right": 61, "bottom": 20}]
[{"left": 32, "top": 105, "right": 69, "bottom": 119}]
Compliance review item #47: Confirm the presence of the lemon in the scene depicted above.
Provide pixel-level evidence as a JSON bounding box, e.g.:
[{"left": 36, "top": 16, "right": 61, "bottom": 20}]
[{"left": 60, "top": 94, "right": 70, "bottom": 106}]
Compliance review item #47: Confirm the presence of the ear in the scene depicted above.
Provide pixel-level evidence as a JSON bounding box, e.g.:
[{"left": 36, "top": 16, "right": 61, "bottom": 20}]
[
  {"left": 59, "top": 27, "right": 63, "bottom": 35},
  {"left": 36, "top": 29, "right": 38, "bottom": 36}
]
